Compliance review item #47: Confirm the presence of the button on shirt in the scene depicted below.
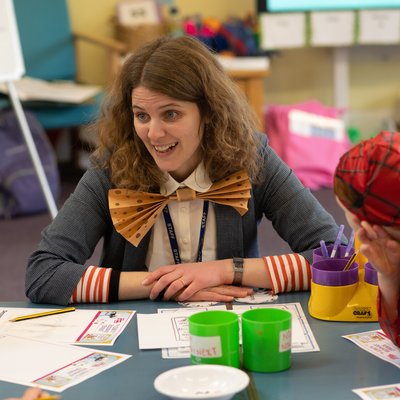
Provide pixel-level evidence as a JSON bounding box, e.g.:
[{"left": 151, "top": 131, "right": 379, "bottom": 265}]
[{"left": 145, "top": 163, "right": 217, "bottom": 271}]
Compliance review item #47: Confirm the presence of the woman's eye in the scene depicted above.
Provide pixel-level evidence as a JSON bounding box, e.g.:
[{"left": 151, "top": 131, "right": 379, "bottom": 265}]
[
  {"left": 135, "top": 112, "right": 149, "bottom": 122},
  {"left": 165, "top": 111, "right": 178, "bottom": 121}
]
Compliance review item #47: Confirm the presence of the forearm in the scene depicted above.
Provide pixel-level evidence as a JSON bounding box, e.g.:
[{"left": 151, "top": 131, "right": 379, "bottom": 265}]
[
  {"left": 189, "top": 256, "right": 307, "bottom": 291},
  {"left": 378, "top": 274, "right": 400, "bottom": 322},
  {"left": 241, "top": 258, "right": 271, "bottom": 288},
  {"left": 69, "top": 267, "right": 153, "bottom": 303},
  {"left": 118, "top": 271, "right": 154, "bottom": 300}
]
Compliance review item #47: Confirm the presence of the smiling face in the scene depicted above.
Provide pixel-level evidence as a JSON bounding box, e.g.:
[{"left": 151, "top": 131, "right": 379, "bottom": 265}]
[{"left": 132, "top": 86, "right": 204, "bottom": 182}]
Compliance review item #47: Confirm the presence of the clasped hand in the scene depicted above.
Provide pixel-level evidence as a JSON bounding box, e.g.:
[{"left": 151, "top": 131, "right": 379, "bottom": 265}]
[{"left": 142, "top": 260, "right": 253, "bottom": 302}]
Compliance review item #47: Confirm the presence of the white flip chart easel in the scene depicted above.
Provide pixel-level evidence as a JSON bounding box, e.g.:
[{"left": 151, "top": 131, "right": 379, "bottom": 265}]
[{"left": 0, "top": 0, "right": 58, "bottom": 218}]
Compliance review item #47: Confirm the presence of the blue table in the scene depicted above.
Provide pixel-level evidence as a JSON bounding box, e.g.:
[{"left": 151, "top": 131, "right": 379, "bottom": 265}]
[{"left": 0, "top": 293, "right": 398, "bottom": 400}]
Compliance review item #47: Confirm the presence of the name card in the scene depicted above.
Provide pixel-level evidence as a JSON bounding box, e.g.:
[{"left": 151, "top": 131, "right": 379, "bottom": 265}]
[
  {"left": 310, "top": 11, "right": 355, "bottom": 46},
  {"left": 260, "top": 13, "right": 306, "bottom": 49},
  {"left": 358, "top": 9, "right": 400, "bottom": 44},
  {"left": 117, "top": 0, "right": 161, "bottom": 26}
]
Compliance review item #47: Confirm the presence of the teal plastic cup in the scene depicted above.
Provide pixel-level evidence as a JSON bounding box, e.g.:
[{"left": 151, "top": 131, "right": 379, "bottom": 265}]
[
  {"left": 188, "top": 310, "right": 240, "bottom": 368},
  {"left": 242, "top": 308, "right": 292, "bottom": 372}
]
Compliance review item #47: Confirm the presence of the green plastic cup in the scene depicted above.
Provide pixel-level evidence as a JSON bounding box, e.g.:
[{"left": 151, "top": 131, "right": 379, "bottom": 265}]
[
  {"left": 242, "top": 308, "right": 292, "bottom": 372},
  {"left": 188, "top": 310, "right": 240, "bottom": 368}
]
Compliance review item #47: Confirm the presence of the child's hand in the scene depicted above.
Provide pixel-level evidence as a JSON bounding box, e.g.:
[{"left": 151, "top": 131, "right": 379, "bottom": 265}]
[
  {"left": 358, "top": 222, "right": 400, "bottom": 278},
  {"left": 5, "top": 387, "right": 53, "bottom": 400}
]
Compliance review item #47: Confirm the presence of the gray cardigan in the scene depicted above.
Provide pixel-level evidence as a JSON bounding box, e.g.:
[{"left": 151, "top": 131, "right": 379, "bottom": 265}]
[{"left": 26, "top": 134, "right": 341, "bottom": 305}]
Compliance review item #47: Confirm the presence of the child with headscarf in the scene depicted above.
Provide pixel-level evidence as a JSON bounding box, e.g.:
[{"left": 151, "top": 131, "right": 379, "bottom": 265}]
[{"left": 334, "top": 131, "right": 400, "bottom": 347}]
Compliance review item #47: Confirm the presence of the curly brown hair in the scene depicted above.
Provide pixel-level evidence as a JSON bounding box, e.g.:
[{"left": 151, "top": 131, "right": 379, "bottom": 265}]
[{"left": 92, "top": 35, "right": 261, "bottom": 191}]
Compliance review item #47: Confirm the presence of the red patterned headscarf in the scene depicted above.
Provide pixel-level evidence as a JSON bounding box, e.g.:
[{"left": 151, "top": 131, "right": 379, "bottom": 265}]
[{"left": 334, "top": 131, "right": 400, "bottom": 225}]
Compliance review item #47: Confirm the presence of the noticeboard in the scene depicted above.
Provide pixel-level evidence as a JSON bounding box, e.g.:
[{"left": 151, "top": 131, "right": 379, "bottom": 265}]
[{"left": 0, "top": 0, "right": 25, "bottom": 82}]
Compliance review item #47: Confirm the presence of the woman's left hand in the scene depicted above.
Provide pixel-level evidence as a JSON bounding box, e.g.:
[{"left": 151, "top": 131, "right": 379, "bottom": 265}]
[
  {"left": 179, "top": 285, "right": 253, "bottom": 303},
  {"left": 142, "top": 260, "right": 235, "bottom": 300}
]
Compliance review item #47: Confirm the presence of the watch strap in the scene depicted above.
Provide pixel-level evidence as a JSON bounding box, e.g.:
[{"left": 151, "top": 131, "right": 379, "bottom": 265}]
[{"left": 232, "top": 257, "right": 244, "bottom": 286}]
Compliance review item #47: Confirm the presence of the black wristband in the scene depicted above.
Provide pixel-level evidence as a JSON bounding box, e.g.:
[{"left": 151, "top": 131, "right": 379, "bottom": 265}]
[
  {"left": 109, "top": 269, "right": 121, "bottom": 302},
  {"left": 232, "top": 257, "right": 244, "bottom": 286}
]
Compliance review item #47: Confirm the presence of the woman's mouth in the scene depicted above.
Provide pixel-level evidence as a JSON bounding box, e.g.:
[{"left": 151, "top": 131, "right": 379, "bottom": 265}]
[{"left": 153, "top": 142, "right": 178, "bottom": 153}]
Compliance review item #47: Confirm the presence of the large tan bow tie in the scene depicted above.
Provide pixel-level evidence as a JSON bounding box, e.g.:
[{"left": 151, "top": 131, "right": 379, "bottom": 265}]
[{"left": 109, "top": 170, "right": 251, "bottom": 247}]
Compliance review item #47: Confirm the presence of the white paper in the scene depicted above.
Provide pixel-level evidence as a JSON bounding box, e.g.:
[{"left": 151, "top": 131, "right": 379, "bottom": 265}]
[
  {"left": 0, "top": 76, "right": 101, "bottom": 103},
  {"left": 138, "top": 303, "right": 319, "bottom": 354},
  {"left": 353, "top": 383, "right": 400, "bottom": 399},
  {"left": 260, "top": 13, "right": 306, "bottom": 49},
  {"left": 343, "top": 329, "right": 400, "bottom": 368},
  {"left": 358, "top": 10, "right": 400, "bottom": 44},
  {"left": 116, "top": 0, "right": 160, "bottom": 26},
  {"left": 310, "top": 11, "right": 355, "bottom": 46},
  {"left": 216, "top": 56, "right": 270, "bottom": 72},
  {"left": 234, "top": 289, "right": 278, "bottom": 304},
  {"left": 0, "top": 308, "right": 135, "bottom": 346},
  {"left": 0, "top": 334, "right": 131, "bottom": 392},
  {"left": 137, "top": 306, "right": 226, "bottom": 349},
  {"left": 288, "top": 109, "right": 345, "bottom": 142}
]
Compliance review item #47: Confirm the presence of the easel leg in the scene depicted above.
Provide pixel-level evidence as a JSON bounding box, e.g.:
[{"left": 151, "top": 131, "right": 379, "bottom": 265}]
[{"left": 6, "top": 81, "right": 58, "bottom": 219}]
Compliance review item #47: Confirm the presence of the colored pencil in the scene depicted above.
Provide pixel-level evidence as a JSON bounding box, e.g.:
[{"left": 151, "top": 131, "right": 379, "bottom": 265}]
[
  {"left": 343, "top": 251, "right": 358, "bottom": 271},
  {"left": 330, "top": 224, "right": 344, "bottom": 258},
  {"left": 320, "top": 240, "right": 329, "bottom": 257}
]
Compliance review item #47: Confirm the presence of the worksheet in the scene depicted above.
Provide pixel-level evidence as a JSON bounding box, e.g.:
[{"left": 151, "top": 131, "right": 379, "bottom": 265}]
[
  {"left": 0, "top": 308, "right": 135, "bottom": 345},
  {"left": 137, "top": 305, "right": 226, "bottom": 349},
  {"left": 353, "top": 383, "right": 400, "bottom": 399},
  {"left": 0, "top": 334, "right": 131, "bottom": 392},
  {"left": 136, "top": 302, "right": 319, "bottom": 356},
  {"left": 343, "top": 330, "right": 400, "bottom": 368}
]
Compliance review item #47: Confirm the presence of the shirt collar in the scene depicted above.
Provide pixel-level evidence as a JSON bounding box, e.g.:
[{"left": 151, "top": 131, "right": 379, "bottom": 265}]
[{"left": 160, "top": 162, "right": 213, "bottom": 196}]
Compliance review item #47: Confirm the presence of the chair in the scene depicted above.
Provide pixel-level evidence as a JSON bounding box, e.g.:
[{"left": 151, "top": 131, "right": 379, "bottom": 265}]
[{"left": 10, "top": 0, "right": 126, "bottom": 131}]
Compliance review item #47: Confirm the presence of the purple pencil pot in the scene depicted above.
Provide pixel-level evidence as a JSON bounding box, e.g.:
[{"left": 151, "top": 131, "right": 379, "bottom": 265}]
[
  {"left": 364, "top": 262, "right": 378, "bottom": 286},
  {"left": 311, "top": 258, "right": 359, "bottom": 286},
  {"left": 309, "top": 258, "right": 360, "bottom": 321}
]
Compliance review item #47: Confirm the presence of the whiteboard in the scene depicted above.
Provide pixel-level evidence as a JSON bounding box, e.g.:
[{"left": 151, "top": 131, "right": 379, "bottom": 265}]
[{"left": 0, "top": 0, "right": 25, "bottom": 81}]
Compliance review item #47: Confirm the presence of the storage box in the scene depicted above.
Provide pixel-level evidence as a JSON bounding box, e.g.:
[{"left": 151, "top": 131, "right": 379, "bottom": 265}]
[{"left": 115, "top": 23, "right": 167, "bottom": 53}]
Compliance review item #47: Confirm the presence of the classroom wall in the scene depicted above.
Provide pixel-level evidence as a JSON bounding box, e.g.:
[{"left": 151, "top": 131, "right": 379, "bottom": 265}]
[{"left": 67, "top": 0, "right": 400, "bottom": 138}]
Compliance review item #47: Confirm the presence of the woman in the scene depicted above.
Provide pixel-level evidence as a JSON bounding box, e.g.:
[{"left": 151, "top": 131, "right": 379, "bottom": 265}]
[
  {"left": 334, "top": 131, "right": 400, "bottom": 346},
  {"left": 26, "top": 35, "right": 342, "bottom": 305}
]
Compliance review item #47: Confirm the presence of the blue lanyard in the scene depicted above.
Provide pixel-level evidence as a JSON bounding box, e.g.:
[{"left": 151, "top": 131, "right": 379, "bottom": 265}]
[{"left": 162, "top": 200, "right": 210, "bottom": 264}]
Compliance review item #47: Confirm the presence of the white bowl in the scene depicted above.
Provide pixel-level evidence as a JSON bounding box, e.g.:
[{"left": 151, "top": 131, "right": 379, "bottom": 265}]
[{"left": 154, "top": 365, "right": 250, "bottom": 400}]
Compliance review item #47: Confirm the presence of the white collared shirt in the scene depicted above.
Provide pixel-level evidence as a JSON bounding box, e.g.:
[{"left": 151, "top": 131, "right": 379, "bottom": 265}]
[{"left": 145, "top": 163, "right": 217, "bottom": 271}]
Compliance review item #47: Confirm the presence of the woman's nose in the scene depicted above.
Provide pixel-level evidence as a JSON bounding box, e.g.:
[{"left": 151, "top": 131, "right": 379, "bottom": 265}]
[{"left": 147, "top": 120, "right": 166, "bottom": 140}]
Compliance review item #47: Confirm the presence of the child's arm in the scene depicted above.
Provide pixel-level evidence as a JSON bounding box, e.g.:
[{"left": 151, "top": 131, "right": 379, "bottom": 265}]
[{"left": 358, "top": 222, "right": 400, "bottom": 345}]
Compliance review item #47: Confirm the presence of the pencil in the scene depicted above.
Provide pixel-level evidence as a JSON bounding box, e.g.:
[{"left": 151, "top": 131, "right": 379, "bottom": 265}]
[
  {"left": 320, "top": 240, "right": 329, "bottom": 258},
  {"left": 343, "top": 251, "right": 358, "bottom": 271},
  {"left": 9, "top": 307, "right": 76, "bottom": 322},
  {"left": 330, "top": 224, "right": 344, "bottom": 258},
  {"left": 38, "top": 396, "right": 61, "bottom": 400}
]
